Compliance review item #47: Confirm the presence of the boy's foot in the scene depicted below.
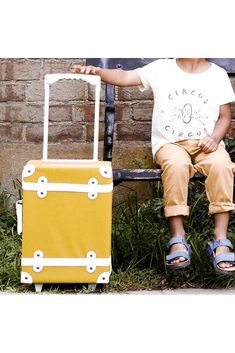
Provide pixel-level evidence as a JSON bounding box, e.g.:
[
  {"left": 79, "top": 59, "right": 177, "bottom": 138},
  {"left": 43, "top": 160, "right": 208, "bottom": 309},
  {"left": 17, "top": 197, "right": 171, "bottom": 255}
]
[
  {"left": 169, "top": 243, "right": 188, "bottom": 264},
  {"left": 214, "top": 245, "right": 235, "bottom": 271},
  {"left": 207, "top": 239, "right": 235, "bottom": 275},
  {"left": 166, "top": 236, "right": 192, "bottom": 269}
]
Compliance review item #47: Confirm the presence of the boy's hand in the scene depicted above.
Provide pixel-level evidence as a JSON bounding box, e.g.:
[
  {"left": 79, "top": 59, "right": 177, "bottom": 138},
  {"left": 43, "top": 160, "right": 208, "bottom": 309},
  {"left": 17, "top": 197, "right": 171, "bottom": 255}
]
[
  {"left": 198, "top": 136, "right": 219, "bottom": 153},
  {"left": 71, "top": 64, "right": 101, "bottom": 75}
]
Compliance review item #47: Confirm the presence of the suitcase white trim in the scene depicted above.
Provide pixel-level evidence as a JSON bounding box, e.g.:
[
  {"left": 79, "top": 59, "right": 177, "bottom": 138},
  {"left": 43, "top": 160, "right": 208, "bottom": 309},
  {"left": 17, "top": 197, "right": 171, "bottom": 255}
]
[
  {"left": 22, "top": 179, "right": 113, "bottom": 199},
  {"left": 21, "top": 271, "right": 111, "bottom": 284},
  {"left": 21, "top": 254, "right": 111, "bottom": 273},
  {"left": 23, "top": 163, "right": 112, "bottom": 178}
]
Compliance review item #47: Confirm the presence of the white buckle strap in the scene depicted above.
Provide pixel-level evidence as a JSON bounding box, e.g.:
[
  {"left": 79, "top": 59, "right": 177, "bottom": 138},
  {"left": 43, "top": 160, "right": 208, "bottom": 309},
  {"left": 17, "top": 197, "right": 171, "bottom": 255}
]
[
  {"left": 22, "top": 177, "right": 113, "bottom": 199},
  {"left": 21, "top": 251, "right": 111, "bottom": 273}
]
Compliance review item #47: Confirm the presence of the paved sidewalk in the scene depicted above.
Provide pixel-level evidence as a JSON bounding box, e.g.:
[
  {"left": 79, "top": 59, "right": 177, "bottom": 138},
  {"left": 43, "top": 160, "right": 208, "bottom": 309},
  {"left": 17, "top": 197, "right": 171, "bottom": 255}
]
[
  {"left": 1, "top": 288, "right": 235, "bottom": 295},
  {"left": 119, "top": 288, "right": 235, "bottom": 295}
]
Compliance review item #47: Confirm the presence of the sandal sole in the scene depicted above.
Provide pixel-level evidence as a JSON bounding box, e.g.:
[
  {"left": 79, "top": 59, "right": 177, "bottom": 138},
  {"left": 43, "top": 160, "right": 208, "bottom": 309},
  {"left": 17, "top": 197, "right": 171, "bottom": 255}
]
[
  {"left": 214, "top": 266, "right": 235, "bottom": 276},
  {"left": 166, "top": 260, "right": 191, "bottom": 270}
]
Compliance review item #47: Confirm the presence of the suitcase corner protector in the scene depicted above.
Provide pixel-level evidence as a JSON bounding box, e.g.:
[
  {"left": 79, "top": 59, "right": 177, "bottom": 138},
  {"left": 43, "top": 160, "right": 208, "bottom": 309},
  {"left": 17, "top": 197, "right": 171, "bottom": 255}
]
[
  {"left": 21, "top": 272, "right": 33, "bottom": 284},
  {"left": 22, "top": 164, "right": 36, "bottom": 178},
  {"left": 96, "top": 271, "right": 111, "bottom": 284}
]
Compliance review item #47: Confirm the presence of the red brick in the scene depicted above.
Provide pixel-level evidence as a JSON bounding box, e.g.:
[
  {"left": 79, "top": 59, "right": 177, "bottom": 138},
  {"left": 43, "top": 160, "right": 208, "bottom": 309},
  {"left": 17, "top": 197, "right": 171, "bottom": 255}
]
[
  {"left": 115, "top": 103, "right": 132, "bottom": 121},
  {"left": 112, "top": 145, "right": 153, "bottom": 168},
  {"left": 0, "top": 123, "right": 24, "bottom": 142},
  {"left": 25, "top": 81, "right": 44, "bottom": 101},
  {"left": 117, "top": 86, "right": 153, "bottom": 101},
  {"left": 88, "top": 82, "right": 106, "bottom": 102},
  {"left": 45, "top": 143, "right": 94, "bottom": 160},
  {"left": 41, "top": 59, "right": 85, "bottom": 77},
  {"left": 228, "top": 120, "right": 235, "bottom": 137},
  {"left": 0, "top": 103, "right": 43, "bottom": 122},
  {"left": 26, "top": 80, "right": 87, "bottom": 102},
  {"left": 26, "top": 79, "right": 87, "bottom": 102},
  {"left": 25, "top": 123, "right": 85, "bottom": 143},
  {"left": 49, "top": 105, "right": 72, "bottom": 122},
  {"left": 49, "top": 124, "right": 85, "bottom": 143},
  {"left": 49, "top": 80, "right": 86, "bottom": 101},
  {"left": 116, "top": 122, "right": 151, "bottom": 141},
  {"left": 0, "top": 83, "right": 25, "bottom": 102},
  {"left": 0, "top": 60, "right": 41, "bottom": 80},
  {"left": 231, "top": 103, "right": 235, "bottom": 120},
  {"left": 73, "top": 103, "right": 105, "bottom": 122},
  {"left": 86, "top": 123, "right": 105, "bottom": 141},
  {"left": 133, "top": 102, "right": 153, "bottom": 121}
]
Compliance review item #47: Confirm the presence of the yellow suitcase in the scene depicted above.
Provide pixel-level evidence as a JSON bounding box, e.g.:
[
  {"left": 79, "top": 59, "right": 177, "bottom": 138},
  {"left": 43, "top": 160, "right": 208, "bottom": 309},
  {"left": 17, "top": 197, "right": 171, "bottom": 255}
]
[{"left": 20, "top": 74, "right": 113, "bottom": 292}]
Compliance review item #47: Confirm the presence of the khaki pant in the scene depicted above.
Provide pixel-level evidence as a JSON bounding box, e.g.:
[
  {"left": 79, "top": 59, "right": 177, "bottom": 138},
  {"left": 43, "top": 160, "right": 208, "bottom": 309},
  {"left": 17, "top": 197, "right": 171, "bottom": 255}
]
[{"left": 155, "top": 140, "right": 235, "bottom": 218}]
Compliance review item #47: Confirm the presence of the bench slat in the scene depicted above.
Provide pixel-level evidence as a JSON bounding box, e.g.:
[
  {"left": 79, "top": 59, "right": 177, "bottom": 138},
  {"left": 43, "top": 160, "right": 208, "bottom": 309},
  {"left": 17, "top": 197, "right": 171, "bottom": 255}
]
[{"left": 113, "top": 168, "right": 204, "bottom": 184}]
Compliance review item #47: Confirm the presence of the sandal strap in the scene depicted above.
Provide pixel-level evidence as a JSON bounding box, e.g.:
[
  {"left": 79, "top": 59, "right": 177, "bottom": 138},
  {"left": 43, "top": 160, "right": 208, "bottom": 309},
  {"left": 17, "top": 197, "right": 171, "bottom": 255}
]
[
  {"left": 166, "top": 251, "right": 190, "bottom": 262},
  {"left": 207, "top": 239, "right": 234, "bottom": 255},
  {"left": 214, "top": 252, "right": 235, "bottom": 266},
  {"left": 167, "top": 236, "right": 190, "bottom": 250}
]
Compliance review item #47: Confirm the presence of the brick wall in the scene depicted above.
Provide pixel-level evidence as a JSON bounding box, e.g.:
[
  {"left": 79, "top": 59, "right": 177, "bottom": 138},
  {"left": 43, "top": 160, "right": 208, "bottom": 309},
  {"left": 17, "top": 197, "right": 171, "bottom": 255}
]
[{"left": 0, "top": 58, "right": 235, "bottom": 203}]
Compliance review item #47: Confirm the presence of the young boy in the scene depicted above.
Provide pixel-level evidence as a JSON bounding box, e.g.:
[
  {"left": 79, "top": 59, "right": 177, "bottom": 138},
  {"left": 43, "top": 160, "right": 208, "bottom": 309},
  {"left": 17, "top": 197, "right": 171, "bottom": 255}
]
[{"left": 71, "top": 58, "right": 235, "bottom": 275}]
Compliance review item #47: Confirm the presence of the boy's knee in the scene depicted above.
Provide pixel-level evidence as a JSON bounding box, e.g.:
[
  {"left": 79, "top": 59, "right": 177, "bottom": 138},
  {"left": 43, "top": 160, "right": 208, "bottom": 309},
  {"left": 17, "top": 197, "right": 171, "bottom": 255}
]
[
  {"left": 162, "top": 159, "right": 192, "bottom": 174},
  {"left": 208, "top": 160, "right": 233, "bottom": 175}
]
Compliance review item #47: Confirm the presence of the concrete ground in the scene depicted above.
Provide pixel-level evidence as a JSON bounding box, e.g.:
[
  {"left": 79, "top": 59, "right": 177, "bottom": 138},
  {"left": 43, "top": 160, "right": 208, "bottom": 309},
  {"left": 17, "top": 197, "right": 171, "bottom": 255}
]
[
  {"left": 1, "top": 287, "right": 235, "bottom": 295},
  {"left": 116, "top": 288, "right": 235, "bottom": 295}
]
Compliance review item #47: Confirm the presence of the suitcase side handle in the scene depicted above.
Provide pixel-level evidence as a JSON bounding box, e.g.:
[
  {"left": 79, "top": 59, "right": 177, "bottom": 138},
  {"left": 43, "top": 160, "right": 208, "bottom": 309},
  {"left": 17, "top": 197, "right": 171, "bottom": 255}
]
[{"left": 43, "top": 74, "right": 101, "bottom": 161}]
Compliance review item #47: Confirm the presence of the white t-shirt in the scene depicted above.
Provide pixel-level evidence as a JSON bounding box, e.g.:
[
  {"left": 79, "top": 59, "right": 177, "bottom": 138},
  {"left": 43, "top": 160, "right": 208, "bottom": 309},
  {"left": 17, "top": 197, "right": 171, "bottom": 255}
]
[{"left": 135, "top": 58, "right": 235, "bottom": 157}]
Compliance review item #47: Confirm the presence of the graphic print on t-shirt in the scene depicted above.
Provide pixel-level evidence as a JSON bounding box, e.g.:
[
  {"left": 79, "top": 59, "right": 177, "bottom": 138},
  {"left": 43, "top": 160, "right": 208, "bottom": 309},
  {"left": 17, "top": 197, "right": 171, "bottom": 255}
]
[
  {"left": 180, "top": 103, "right": 193, "bottom": 124},
  {"left": 160, "top": 87, "right": 210, "bottom": 140}
]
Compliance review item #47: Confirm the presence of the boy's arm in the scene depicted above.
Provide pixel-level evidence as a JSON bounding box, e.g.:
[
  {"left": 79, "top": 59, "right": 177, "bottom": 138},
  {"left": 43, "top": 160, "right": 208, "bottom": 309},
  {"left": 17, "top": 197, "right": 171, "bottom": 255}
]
[
  {"left": 71, "top": 64, "right": 141, "bottom": 87},
  {"left": 199, "top": 103, "right": 232, "bottom": 153}
]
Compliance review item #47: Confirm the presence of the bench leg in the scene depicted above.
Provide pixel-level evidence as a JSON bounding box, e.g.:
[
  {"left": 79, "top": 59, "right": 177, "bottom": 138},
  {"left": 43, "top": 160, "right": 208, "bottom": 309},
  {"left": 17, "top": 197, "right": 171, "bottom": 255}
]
[{"left": 35, "top": 284, "right": 43, "bottom": 293}]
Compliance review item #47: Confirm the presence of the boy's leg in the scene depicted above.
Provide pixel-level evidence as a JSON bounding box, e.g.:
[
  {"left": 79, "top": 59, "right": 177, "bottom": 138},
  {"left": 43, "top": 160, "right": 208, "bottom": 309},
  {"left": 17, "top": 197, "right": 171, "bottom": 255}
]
[
  {"left": 155, "top": 142, "right": 194, "bottom": 264},
  {"left": 214, "top": 212, "right": 229, "bottom": 239},
  {"left": 213, "top": 212, "right": 234, "bottom": 269},
  {"left": 155, "top": 142, "right": 195, "bottom": 218},
  {"left": 193, "top": 146, "right": 235, "bottom": 215},
  {"left": 194, "top": 147, "right": 235, "bottom": 270},
  {"left": 169, "top": 215, "right": 185, "bottom": 237},
  {"left": 168, "top": 215, "right": 186, "bottom": 264}
]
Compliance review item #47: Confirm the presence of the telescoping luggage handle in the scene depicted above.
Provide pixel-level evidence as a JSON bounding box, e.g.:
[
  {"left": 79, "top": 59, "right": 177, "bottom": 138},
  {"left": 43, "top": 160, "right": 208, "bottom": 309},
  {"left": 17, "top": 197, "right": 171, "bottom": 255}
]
[{"left": 43, "top": 73, "right": 101, "bottom": 161}]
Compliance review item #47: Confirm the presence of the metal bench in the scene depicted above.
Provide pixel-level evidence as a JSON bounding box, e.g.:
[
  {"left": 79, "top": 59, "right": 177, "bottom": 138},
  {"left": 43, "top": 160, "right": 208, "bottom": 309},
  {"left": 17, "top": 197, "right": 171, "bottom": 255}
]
[{"left": 86, "top": 58, "right": 235, "bottom": 185}]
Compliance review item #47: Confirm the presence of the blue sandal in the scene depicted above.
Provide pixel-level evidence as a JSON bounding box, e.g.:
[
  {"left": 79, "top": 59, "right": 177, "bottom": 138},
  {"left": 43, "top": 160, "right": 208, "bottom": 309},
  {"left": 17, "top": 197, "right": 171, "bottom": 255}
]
[
  {"left": 207, "top": 239, "right": 235, "bottom": 276},
  {"left": 166, "top": 236, "right": 192, "bottom": 270}
]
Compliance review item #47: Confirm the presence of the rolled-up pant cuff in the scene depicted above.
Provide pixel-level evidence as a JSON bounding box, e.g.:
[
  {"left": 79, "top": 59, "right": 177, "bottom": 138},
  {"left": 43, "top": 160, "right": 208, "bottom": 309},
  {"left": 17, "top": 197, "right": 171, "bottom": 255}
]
[
  {"left": 209, "top": 202, "right": 235, "bottom": 215},
  {"left": 164, "top": 205, "right": 189, "bottom": 218}
]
